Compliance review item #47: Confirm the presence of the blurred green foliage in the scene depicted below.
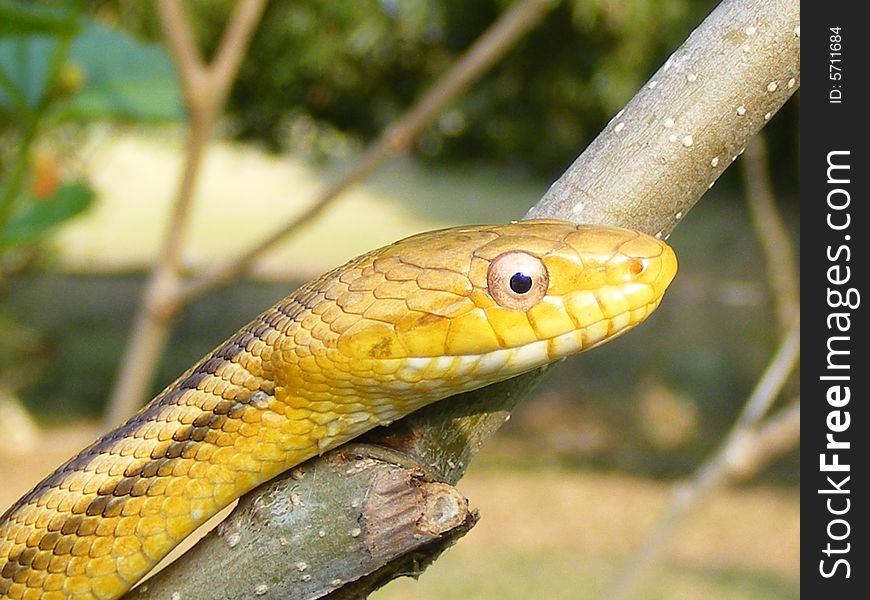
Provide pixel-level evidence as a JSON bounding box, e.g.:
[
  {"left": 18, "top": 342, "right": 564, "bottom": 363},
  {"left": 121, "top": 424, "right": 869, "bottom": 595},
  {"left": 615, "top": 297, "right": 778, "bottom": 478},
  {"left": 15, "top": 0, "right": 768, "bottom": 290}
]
[
  {"left": 0, "top": 1, "right": 182, "bottom": 253},
  {"left": 91, "top": 0, "right": 744, "bottom": 178},
  {"left": 0, "top": 0, "right": 182, "bottom": 398}
]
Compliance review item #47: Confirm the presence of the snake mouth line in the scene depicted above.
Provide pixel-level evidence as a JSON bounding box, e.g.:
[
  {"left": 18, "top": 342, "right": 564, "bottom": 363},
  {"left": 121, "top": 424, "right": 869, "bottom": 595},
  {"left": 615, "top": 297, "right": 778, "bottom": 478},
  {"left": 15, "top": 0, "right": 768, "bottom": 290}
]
[{"left": 389, "top": 296, "right": 664, "bottom": 392}]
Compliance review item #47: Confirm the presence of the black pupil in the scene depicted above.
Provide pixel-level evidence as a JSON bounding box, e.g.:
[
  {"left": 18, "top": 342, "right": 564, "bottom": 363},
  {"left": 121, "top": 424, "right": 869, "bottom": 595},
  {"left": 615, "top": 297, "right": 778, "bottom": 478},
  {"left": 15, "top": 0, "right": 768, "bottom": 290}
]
[{"left": 509, "top": 272, "right": 533, "bottom": 294}]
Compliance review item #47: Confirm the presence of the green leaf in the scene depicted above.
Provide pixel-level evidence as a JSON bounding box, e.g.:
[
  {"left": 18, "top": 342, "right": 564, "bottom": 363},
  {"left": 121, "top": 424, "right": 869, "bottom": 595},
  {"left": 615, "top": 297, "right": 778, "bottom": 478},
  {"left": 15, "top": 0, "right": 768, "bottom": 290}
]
[
  {"left": 0, "top": 181, "right": 94, "bottom": 248},
  {"left": 0, "top": 32, "right": 59, "bottom": 112},
  {"left": 61, "top": 20, "right": 184, "bottom": 121},
  {"left": 0, "top": 17, "right": 183, "bottom": 121},
  {"left": 0, "top": 1, "right": 78, "bottom": 37}
]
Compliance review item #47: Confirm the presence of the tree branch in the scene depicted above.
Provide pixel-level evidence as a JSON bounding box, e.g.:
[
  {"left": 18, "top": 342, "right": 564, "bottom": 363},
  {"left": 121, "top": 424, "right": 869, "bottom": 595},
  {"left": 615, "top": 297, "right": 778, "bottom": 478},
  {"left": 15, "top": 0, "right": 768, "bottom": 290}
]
[
  {"left": 125, "top": 0, "right": 799, "bottom": 598},
  {"left": 208, "top": 0, "right": 268, "bottom": 104},
  {"left": 527, "top": 0, "right": 800, "bottom": 240},
  {"left": 155, "top": 0, "right": 207, "bottom": 106}
]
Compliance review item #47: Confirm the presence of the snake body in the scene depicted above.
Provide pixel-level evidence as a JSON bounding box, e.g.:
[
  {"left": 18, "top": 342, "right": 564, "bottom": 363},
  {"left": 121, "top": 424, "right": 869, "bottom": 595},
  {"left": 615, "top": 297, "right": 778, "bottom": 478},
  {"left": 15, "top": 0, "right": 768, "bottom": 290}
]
[{"left": 1, "top": 220, "right": 676, "bottom": 599}]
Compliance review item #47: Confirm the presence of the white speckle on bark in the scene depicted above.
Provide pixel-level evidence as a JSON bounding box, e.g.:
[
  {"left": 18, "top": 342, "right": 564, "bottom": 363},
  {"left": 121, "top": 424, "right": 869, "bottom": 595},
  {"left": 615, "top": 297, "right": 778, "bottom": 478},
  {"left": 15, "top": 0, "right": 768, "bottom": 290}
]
[
  {"left": 614, "top": 122, "right": 625, "bottom": 133},
  {"left": 648, "top": 80, "right": 659, "bottom": 89},
  {"left": 686, "top": 73, "right": 697, "bottom": 83},
  {"left": 711, "top": 156, "right": 720, "bottom": 167},
  {"left": 663, "top": 118, "right": 675, "bottom": 128},
  {"left": 350, "top": 527, "right": 362, "bottom": 538},
  {"left": 767, "top": 81, "right": 778, "bottom": 93},
  {"left": 764, "top": 112, "right": 772, "bottom": 120},
  {"left": 675, "top": 211, "right": 683, "bottom": 220},
  {"left": 787, "top": 78, "right": 796, "bottom": 89},
  {"left": 668, "top": 134, "right": 678, "bottom": 143},
  {"left": 745, "top": 25, "right": 757, "bottom": 36},
  {"left": 736, "top": 105, "right": 747, "bottom": 116},
  {"left": 318, "top": 530, "right": 326, "bottom": 538},
  {"left": 615, "top": 108, "right": 625, "bottom": 119},
  {"left": 655, "top": 231, "right": 663, "bottom": 240},
  {"left": 794, "top": 24, "right": 800, "bottom": 37},
  {"left": 253, "top": 584, "right": 269, "bottom": 596},
  {"left": 170, "top": 594, "right": 180, "bottom": 600},
  {"left": 681, "top": 135, "right": 694, "bottom": 148},
  {"left": 295, "top": 561, "right": 308, "bottom": 572}
]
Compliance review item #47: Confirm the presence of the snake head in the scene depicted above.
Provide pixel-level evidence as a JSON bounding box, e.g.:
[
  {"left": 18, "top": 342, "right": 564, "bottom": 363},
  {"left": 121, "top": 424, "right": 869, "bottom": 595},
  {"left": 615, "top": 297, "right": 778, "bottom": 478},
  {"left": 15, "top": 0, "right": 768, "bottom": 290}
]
[{"left": 308, "top": 219, "right": 677, "bottom": 397}]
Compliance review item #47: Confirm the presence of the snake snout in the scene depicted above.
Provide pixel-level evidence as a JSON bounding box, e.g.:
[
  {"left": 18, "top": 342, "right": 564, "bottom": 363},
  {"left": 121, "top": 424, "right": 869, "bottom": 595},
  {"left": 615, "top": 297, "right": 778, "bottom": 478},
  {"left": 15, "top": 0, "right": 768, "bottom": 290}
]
[{"left": 619, "top": 234, "right": 679, "bottom": 297}]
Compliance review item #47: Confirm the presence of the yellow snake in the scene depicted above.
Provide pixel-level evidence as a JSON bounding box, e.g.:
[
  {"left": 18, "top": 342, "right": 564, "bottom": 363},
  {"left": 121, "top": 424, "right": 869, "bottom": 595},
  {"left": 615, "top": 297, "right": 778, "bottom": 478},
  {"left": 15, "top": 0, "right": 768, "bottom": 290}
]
[{"left": 0, "top": 220, "right": 676, "bottom": 600}]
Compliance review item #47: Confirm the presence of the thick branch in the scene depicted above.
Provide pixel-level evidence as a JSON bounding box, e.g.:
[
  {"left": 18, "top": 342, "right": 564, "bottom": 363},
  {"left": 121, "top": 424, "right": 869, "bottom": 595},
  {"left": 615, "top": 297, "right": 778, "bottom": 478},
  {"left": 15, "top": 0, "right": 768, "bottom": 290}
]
[
  {"left": 128, "top": 0, "right": 800, "bottom": 598},
  {"left": 527, "top": 0, "right": 800, "bottom": 239}
]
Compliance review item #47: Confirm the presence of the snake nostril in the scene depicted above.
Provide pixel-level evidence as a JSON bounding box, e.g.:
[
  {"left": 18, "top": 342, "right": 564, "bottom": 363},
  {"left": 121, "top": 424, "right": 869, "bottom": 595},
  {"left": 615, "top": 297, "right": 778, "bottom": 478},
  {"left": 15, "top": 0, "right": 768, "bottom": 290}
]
[{"left": 629, "top": 259, "right": 646, "bottom": 277}]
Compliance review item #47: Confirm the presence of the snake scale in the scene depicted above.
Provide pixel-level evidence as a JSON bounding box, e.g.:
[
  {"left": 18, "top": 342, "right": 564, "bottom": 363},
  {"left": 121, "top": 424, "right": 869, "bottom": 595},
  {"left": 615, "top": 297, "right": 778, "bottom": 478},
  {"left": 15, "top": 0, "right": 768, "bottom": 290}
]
[{"left": 1, "top": 220, "right": 677, "bottom": 599}]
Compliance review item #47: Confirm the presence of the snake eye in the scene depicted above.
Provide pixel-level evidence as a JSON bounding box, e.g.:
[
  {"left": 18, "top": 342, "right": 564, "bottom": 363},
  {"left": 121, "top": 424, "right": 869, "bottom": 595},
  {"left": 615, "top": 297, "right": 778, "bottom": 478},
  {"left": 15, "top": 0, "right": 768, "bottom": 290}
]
[
  {"left": 509, "top": 272, "right": 533, "bottom": 294},
  {"left": 487, "top": 251, "right": 549, "bottom": 310}
]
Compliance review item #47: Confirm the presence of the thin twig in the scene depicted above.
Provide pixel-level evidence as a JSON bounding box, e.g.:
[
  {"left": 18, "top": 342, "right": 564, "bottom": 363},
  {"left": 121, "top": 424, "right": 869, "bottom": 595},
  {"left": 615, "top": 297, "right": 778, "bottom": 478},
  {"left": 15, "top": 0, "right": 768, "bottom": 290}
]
[
  {"left": 733, "top": 321, "right": 799, "bottom": 429},
  {"left": 209, "top": 0, "right": 267, "bottom": 99},
  {"left": 725, "top": 400, "right": 800, "bottom": 480},
  {"left": 155, "top": 0, "right": 206, "bottom": 103},
  {"left": 742, "top": 135, "right": 800, "bottom": 334}
]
